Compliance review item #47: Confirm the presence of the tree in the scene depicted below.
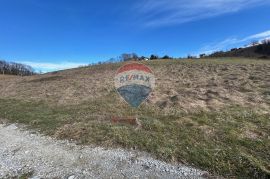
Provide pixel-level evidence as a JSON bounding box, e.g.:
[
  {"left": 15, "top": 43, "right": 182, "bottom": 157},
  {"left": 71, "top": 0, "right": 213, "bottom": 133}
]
[
  {"left": 187, "top": 54, "right": 197, "bottom": 59},
  {"left": 251, "top": 41, "right": 259, "bottom": 46},
  {"left": 120, "top": 53, "right": 138, "bottom": 61},
  {"left": 131, "top": 53, "right": 139, "bottom": 60},
  {"left": 199, "top": 54, "right": 206, "bottom": 58},
  {"left": 150, "top": 54, "right": 159, "bottom": 60},
  {"left": 0, "top": 60, "right": 35, "bottom": 76},
  {"left": 256, "top": 39, "right": 270, "bottom": 55},
  {"left": 262, "top": 39, "right": 270, "bottom": 45},
  {"left": 161, "top": 55, "right": 171, "bottom": 59}
]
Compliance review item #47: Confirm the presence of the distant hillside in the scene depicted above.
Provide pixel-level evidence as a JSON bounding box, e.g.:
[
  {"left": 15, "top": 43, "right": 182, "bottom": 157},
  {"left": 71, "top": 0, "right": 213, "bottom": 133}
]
[{"left": 207, "top": 40, "right": 270, "bottom": 59}]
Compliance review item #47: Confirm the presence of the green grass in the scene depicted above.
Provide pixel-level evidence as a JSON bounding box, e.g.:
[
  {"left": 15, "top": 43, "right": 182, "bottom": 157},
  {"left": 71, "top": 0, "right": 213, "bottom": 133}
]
[
  {"left": 0, "top": 97, "right": 269, "bottom": 178},
  {"left": 18, "top": 171, "right": 34, "bottom": 179}
]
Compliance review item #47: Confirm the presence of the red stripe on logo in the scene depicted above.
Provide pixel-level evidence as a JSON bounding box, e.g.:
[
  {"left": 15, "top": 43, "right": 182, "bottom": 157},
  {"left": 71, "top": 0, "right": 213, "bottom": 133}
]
[{"left": 117, "top": 63, "right": 152, "bottom": 74}]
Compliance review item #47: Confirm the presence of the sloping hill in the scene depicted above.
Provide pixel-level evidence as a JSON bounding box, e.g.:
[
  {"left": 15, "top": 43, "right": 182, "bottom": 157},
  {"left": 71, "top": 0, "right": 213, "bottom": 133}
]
[
  {"left": 0, "top": 59, "right": 269, "bottom": 111},
  {"left": 0, "top": 58, "right": 270, "bottom": 178},
  {"left": 208, "top": 42, "right": 270, "bottom": 59}
]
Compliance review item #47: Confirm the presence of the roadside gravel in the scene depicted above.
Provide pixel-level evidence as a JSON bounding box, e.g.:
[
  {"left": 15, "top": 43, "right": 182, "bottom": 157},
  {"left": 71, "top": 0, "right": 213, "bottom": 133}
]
[{"left": 0, "top": 123, "right": 207, "bottom": 179}]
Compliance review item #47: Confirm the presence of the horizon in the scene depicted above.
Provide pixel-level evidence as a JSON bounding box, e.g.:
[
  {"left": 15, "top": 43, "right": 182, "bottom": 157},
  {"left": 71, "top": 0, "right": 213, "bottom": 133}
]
[{"left": 1, "top": 0, "right": 270, "bottom": 72}]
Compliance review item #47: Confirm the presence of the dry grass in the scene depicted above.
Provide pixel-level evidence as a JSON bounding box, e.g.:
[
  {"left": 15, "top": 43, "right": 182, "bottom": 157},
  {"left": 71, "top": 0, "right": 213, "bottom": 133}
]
[
  {"left": 0, "top": 58, "right": 270, "bottom": 178},
  {"left": 0, "top": 74, "right": 18, "bottom": 80},
  {"left": 0, "top": 58, "right": 270, "bottom": 112}
]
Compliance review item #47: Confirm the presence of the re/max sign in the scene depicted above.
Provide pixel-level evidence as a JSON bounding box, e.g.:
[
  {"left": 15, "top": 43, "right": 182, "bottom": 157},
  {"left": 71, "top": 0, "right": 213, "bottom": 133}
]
[{"left": 119, "top": 74, "right": 151, "bottom": 83}]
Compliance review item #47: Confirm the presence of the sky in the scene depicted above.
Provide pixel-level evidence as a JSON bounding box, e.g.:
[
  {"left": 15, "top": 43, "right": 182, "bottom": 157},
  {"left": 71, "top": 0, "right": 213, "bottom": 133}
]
[{"left": 0, "top": 0, "right": 270, "bottom": 72}]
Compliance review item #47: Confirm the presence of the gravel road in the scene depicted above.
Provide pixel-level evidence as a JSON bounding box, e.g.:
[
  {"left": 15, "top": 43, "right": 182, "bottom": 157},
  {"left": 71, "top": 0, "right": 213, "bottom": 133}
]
[{"left": 0, "top": 123, "right": 207, "bottom": 179}]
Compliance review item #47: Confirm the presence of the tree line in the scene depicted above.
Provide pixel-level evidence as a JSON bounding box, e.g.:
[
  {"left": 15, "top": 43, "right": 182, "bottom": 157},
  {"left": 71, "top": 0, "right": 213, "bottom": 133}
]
[
  {"left": 104, "top": 53, "right": 174, "bottom": 63},
  {"left": 203, "top": 39, "right": 270, "bottom": 59},
  {"left": 0, "top": 60, "right": 35, "bottom": 76}
]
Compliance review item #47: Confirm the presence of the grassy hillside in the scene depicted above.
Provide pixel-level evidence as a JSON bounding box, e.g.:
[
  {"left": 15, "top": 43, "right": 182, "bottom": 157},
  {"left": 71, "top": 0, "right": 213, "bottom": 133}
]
[{"left": 0, "top": 58, "right": 269, "bottom": 178}]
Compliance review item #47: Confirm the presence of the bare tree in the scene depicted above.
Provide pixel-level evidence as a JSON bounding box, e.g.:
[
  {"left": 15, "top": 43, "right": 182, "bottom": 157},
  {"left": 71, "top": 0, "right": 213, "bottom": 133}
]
[
  {"left": 0, "top": 60, "right": 35, "bottom": 76},
  {"left": 120, "top": 53, "right": 139, "bottom": 61}
]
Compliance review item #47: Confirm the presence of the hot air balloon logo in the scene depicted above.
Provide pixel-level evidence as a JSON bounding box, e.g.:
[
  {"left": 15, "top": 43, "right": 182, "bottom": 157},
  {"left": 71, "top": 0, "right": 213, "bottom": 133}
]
[{"left": 114, "top": 63, "right": 155, "bottom": 108}]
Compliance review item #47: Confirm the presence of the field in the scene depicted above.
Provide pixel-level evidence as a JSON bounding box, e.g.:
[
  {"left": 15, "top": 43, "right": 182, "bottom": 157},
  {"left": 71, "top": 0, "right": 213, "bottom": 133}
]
[{"left": 0, "top": 58, "right": 269, "bottom": 178}]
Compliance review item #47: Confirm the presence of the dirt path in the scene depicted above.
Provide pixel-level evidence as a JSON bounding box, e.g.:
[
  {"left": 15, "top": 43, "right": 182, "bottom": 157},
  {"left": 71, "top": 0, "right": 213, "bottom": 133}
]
[{"left": 0, "top": 123, "right": 207, "bottom": 179}]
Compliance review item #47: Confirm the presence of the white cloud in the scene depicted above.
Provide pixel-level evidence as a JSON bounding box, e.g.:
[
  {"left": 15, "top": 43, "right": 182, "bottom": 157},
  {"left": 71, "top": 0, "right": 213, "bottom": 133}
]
[
  {"left": 198, "top": 30, "right": 270, "bottom": 55},
  {"left": 18, "top": 61, "right": 88, "bottom": 73},
  {"left": 244, "top": 30, "right": 270, "bottom": 40},
  {"left": 136, "top": 0, "right": 270, "bottom": 27}
]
